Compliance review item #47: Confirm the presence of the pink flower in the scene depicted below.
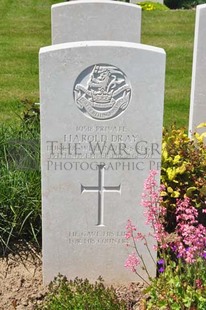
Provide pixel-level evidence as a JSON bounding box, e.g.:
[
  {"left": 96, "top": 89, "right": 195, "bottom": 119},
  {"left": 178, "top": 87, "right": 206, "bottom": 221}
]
[
  {"left": 134, "top": 232, "right": 144, "bottom": 241},
  {"left": 124, "top": 252, "right": 140, "bottom": 272},
  {"left": 172, "top": 197, "right": 206, "bottom": 263},
  {"left": 141, "top": 170, "right": 169, "bottom": 249},
  {"left": 196, "top": 279, "right": 203, "bottom": 289},
  {"left": 125, "top": 219, "right": 136, "bottom": 239}
]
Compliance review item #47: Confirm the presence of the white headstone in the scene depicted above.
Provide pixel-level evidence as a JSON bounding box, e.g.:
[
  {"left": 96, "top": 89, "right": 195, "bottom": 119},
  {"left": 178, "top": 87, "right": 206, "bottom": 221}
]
[
  {"left": 189, "top": 4, "right": 206, "bottom": 136},
  {"left": 52, "top": 1, "right": 141, "bottom": 44},
  {"left": 40, "top": 41, "right": 165, "bottom": 285}
]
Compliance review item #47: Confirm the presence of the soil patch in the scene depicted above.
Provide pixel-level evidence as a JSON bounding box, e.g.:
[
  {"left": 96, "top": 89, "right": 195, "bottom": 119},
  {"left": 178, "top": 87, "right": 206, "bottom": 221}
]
[
  {"left": 0, "top": 244, "right": 146, "bottom": 310},
  {"left": 0, "top": 244, "right": 46, "bottom": 310}
]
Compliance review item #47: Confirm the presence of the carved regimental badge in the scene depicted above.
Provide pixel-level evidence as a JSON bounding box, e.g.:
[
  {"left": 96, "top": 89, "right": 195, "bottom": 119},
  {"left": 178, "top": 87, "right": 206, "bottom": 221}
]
[{"left": 73, "top": 64, "right": 131, "bottom": 120}]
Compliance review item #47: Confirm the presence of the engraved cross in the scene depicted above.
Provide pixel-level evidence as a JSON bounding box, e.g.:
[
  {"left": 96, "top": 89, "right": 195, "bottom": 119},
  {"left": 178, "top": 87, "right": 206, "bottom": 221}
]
[{"left": 81, "top": 164, "right": 121, "bottom": 226}]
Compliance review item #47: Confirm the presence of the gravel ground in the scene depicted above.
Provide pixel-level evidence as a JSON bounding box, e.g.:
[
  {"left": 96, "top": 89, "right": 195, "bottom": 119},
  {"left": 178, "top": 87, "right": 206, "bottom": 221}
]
[{"left": 0, "top": 244, "right": 147, "bottom": 310}]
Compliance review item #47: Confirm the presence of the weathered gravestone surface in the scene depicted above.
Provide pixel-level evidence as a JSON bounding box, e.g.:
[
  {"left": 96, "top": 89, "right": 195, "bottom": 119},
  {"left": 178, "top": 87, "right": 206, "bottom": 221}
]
[
  {"left": 40, "top": 41, "right": 165, "bottom": 285},
  {"left": 52, "top": 0, "right": 141, "bottom": 44},
  {"left": 189, "top": 4, "right": 206, "bottom": 136}
]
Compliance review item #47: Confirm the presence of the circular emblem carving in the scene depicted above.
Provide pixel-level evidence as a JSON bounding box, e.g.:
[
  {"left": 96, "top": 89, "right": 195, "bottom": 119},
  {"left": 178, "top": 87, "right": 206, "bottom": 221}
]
[{"left": 73, "top": 64, "right": 131, "bottom": 120}]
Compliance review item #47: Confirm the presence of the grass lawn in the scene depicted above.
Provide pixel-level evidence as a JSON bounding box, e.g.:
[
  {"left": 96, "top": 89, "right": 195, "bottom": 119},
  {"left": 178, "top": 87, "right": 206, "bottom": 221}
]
[
  {"left": 0, "top": 1, "right": 195, "bottom": 128},
  {"left": 0, "top": 0, "right": 62, "bottom": 124},
  {"left": 142, "top": 10, "right": 195, "bottom": 128}
]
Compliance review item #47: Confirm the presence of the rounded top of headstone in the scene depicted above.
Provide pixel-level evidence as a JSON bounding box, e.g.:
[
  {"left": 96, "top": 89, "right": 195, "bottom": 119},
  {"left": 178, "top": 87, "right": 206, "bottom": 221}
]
[{"left": 52, "top": 0, "right": 141, "bottom": 9}]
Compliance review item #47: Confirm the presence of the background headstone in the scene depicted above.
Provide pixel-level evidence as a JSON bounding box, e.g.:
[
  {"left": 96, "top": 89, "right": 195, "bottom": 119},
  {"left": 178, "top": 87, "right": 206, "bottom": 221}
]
[
  {"left": 52, "top": 1, "right": 141, "bottom": 44},
  {"left": 189, "top": 4, "right": 206, "bottom": 136},
  {"left": 40, "top": 40, "right": 165, "bottom": 285}
]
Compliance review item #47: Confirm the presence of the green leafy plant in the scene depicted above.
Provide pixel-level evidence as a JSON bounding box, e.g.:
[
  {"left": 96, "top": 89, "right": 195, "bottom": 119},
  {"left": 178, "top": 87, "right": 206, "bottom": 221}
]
[
  {"left": 161, "top": 125, "right": 206, "bottom": 232},
  {"left": 0, "top": 102, "right": 41, "bottom": 254},
  {"left": 40, "top": 274, "right": 127, "bottom": 310},
  {"left": 137, "top": 1, "right": 169, "bottom": 11},
  {"left": 125, "top": 170, "right": 206, "bottom": 309},
  {"left": 146, "top": 257, "right": 206, "bottom": 310}
]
